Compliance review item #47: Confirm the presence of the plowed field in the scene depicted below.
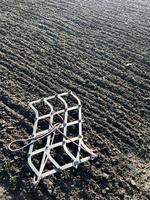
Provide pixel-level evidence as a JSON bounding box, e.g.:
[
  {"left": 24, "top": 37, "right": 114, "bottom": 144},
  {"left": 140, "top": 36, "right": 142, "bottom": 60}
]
[{"left": 0, "top": 0, "right": 150, "bottom": 199}]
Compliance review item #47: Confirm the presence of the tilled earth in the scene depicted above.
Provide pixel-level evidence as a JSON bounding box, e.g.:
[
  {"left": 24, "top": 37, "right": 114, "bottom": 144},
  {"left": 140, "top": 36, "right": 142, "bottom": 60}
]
[{"left": 0, "top": 0, "right": 150, "bottom": 199}]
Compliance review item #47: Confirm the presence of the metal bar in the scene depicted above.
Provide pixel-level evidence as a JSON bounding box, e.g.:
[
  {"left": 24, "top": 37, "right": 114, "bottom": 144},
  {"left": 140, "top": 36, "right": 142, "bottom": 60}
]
[{"left": 41, "top": 156, "right": 92, "bottom": 179}]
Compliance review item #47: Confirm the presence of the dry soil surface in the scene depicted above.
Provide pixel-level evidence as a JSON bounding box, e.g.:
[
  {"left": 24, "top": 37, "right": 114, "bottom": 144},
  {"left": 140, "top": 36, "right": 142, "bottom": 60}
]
[{"left": 0, "top": 0, "right": 150, "bottom": 199}]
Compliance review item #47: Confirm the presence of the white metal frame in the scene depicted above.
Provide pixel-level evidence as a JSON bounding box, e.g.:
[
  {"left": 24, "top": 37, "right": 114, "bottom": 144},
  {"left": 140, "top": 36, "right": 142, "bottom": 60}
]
[{"left": 28, "top": 91, "right": 96, "bottom": 185}]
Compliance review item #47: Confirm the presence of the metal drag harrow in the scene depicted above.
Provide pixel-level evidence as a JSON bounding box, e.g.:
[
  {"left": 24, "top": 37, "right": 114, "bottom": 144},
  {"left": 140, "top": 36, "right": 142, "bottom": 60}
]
[{"left": 9, "top": 91, "right": 97, "bottom": 185}]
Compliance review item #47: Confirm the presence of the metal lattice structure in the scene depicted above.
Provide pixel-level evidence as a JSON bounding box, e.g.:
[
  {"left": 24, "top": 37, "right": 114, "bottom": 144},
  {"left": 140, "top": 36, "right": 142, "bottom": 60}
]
[{"left": 28, "top": 91, "right": 96, "bottom": 185}]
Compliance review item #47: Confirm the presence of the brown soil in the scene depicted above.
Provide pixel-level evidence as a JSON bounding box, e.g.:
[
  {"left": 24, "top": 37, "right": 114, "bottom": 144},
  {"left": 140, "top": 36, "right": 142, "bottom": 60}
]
[{"left": 0, "top": 0, "right": 150, "bottom": 199}]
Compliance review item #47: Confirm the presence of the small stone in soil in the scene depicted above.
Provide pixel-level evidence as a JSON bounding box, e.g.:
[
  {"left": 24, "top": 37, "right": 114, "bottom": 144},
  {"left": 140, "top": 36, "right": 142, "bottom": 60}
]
[
  {"left": 129, "top": 179, "right": 137, "bottom": 187},
  {"left": 0, "top": 187, "right": 6, "bottom": 198},
  {"left": 102, "top": 172, "right": 109, "bottom": 179},
  {"left": 102, "top": 189, "right": 106, "bottom": 194}
]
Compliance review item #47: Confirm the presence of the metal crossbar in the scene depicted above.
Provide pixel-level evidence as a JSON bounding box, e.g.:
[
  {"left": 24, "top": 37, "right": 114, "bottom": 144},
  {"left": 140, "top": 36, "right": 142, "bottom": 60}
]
[{"left": 26, "top": 91, "right": 96, "bottom": 185}]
